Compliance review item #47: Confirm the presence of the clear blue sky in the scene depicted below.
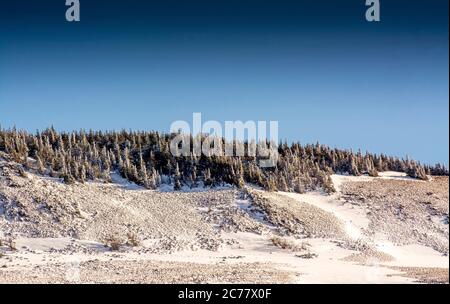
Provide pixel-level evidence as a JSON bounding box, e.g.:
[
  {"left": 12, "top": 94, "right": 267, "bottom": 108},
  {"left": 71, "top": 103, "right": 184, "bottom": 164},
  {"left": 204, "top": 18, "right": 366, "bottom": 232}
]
[{"left": 0, "top": 0, "right": 448, "bottom": 165}]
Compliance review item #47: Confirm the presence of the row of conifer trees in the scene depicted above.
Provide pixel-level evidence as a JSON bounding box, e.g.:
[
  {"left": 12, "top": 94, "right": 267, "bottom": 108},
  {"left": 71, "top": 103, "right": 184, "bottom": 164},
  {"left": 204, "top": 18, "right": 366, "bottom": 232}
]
[{"left": 0, "top": 127, "right": 447, "bottom": 193}]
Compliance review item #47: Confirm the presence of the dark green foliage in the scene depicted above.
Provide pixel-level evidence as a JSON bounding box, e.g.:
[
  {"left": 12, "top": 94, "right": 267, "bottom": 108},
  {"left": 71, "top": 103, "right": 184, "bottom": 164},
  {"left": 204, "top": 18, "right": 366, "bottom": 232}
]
[{"left": 0, "top": 127, "right": 447, "bottom": 192}]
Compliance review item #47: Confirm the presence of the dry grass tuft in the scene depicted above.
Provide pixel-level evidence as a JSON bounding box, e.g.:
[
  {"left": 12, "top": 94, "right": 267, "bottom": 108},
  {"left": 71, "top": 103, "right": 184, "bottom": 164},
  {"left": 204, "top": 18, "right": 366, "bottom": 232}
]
[
  {"left": 104, "top": 235, "right": 122, "bottom": 251},
  {"left": 270, "top": 236, "right": 309, "bottom": 252},
  {"left": 5, "top": 239, "right": 17, "bottom": 251},
  {"left": 126, "top": 232, "right": 141, "bottom": 247},
  {"left": 295, "top": 252, "right": 318, "bottom": 259}
]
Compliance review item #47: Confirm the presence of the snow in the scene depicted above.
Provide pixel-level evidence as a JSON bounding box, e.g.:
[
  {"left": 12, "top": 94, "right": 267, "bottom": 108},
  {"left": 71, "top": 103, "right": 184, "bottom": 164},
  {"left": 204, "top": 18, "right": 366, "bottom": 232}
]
[
  {"left": 235, "top": 199, "right": 269, "bottom": 224},
  {"left": 9, "top": 233, "right": 442, "bottom": 284},
  {"left": 377, "top": 171, "right": 420, "bottom": 181},
  {"left": 280, "top": 174, "right": 371, "bottom": 242},
  {"left": 375, "top": 242, "right": 449, "bottom": 268},
  {"left": 143, "top": 232, "right": 413, "bottom": 284},
  {"left": 110, "top": 172, "right": 144, "bottom": 190},
  {"left": 1, "top": 169, "right": 447, "bottom": 283},
  {"left": 279, "top": 173, "right": 448, "bottom": 274}
]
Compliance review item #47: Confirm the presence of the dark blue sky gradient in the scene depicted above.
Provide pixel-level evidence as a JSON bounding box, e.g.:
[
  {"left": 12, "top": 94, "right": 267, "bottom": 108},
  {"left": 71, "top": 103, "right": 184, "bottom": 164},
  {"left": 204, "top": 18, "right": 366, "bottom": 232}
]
[{"left": 0, "top": 0, "right": 448, "bottom": 165}]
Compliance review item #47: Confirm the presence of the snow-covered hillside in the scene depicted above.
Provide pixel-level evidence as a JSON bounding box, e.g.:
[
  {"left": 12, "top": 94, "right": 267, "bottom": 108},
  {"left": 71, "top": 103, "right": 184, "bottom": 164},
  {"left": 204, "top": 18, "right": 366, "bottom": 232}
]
[{"left": 0, "top": 160, "right": 448, "bottom": 283}]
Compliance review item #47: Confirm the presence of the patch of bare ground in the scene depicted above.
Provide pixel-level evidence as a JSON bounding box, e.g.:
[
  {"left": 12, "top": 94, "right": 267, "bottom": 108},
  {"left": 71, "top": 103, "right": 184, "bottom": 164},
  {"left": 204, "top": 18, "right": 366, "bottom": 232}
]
[
  {"left": 387, "top": 266, "right": 449, "bottom": 284},
  {"left": 0, "top": 260, "right": 293, "bottom": 284},
  {"left": 340, "top": 176, "right": 449, "bottom": 254},
  {"left": 195, "top": 191, "right": 268, "bottom": 234},
  {"left": 342, "top": 248, "right": 395, "bottom": 263},
  {"left": 246, "top": 189, "right": 346, "bottom": 239}
]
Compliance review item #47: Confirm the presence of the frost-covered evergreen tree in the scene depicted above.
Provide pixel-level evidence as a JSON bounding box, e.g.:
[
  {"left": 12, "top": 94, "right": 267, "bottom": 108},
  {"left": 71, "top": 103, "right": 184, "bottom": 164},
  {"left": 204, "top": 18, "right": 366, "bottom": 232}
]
[{"left": 0, "top": 127, "right": 446, "bottom": 192}]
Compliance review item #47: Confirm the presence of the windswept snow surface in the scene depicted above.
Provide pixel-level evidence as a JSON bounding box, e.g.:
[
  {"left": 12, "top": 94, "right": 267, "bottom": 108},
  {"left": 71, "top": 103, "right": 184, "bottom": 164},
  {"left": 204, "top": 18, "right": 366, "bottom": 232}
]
[
  {"left": 0, "top": 164, "right": 448, "bottom": 283},
  {"left": 279, "top": 173, "right": 448, "bottom": 273}
]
